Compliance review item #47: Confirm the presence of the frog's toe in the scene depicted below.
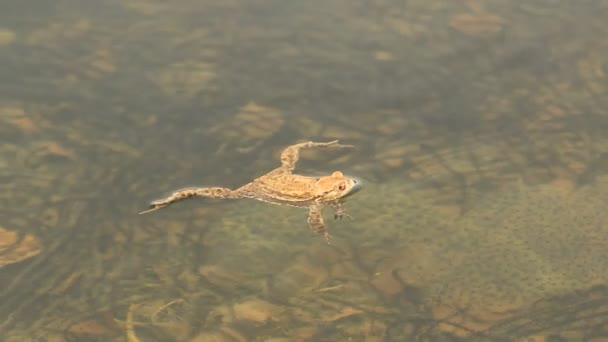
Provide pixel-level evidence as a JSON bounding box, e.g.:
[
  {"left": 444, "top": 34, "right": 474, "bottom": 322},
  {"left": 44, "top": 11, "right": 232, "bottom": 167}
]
[
  {"left": 334, "top": 212, "right": 353, "bottom": 220},
  {"left": 324, "top": 232, "right": 333, "bottom": 244},
  {"left": 139, "top": 200, "right": 167, "bottom": 214}
]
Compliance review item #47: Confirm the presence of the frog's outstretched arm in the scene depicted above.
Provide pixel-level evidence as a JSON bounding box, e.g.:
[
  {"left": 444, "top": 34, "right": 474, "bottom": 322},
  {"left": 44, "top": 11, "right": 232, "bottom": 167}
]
[{"left": 279, "top": 140, "right": 354, "bottom": 172}]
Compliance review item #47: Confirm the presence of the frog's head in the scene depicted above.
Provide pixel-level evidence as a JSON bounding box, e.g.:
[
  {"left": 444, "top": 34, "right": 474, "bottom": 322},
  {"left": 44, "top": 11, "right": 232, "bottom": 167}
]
[{"left": 313, "top": 171, "right": 361, "bottom": 201}]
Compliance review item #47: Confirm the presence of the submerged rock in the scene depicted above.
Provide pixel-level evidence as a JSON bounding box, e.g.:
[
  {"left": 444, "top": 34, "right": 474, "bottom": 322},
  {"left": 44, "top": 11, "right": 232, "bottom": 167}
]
[{"left": 0, "top": 226, "right": 42, "bottom": 268}]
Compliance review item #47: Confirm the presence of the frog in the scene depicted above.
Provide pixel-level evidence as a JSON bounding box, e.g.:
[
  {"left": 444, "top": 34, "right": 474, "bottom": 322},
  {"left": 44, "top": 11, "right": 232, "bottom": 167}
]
[{"left": 140, "top": 140, "right": 360, "bottom": 242}]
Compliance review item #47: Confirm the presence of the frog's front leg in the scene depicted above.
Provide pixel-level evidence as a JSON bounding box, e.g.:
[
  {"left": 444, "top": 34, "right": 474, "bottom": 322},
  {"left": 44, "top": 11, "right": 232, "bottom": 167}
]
[
  {"left": 329, "top": 201, "right": 352, "bottom": 220},
  {"left": 307, "top": 204, "right": 332, "bottom": 243},
  {"left": 140, "top": 187, "right": 241, "bottom": 214},
  {"left": 279, "top": 140, "right": 354, "bottom": 172}
]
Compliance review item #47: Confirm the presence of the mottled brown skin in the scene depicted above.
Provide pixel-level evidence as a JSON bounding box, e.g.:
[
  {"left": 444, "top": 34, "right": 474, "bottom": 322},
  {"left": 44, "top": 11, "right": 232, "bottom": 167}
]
[{"left": 140, "top": 140, "right": 360, "bottom": 242}]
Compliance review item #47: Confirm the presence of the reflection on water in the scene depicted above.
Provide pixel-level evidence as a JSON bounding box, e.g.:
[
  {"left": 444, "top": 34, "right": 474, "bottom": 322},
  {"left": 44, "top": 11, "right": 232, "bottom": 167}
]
[{"left": 1, "top": 0, "right": 608, "bottom": 340}]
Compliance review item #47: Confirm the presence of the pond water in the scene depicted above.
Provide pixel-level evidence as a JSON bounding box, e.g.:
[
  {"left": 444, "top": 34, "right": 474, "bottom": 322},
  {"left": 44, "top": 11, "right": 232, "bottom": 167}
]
[{"left": 1, "top": 0, "right": 608, "bottom": 340}]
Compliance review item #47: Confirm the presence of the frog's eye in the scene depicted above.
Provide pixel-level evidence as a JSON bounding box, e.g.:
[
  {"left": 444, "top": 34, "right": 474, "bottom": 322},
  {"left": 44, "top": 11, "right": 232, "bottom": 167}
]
[{"left": 338, "top": 183, "right": 346, "bottom": 191}]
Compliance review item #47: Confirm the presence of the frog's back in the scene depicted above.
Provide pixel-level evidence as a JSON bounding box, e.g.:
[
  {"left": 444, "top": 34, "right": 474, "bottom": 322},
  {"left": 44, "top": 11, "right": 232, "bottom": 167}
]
[{"left": 238, "top": 172, "right": 316, "bottom": 207}]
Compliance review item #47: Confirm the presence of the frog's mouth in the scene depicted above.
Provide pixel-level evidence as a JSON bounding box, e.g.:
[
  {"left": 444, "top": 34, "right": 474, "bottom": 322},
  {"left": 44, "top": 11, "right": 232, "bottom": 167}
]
[{"left": 345, "top": 178, "right": 362, "bottom": 197}]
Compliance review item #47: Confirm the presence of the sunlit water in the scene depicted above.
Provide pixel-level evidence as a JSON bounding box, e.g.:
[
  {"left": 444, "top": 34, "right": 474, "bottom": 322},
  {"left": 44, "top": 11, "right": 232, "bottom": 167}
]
[{"left": 1, "top": 0, "right": 608, "bottom": 340}]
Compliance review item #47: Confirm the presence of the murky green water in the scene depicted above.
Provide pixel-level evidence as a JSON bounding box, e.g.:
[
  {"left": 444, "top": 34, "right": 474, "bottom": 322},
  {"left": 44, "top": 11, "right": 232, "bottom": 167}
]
[{"left": 2, "top": 0, "right": 608, "bottom": 340}]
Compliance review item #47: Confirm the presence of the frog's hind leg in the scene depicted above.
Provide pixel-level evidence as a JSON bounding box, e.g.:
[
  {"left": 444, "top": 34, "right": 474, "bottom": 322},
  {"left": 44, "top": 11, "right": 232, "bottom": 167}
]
[
  {"left": 140, "top": 187, "right": 240, "bottom": 214},
  {"left": 279, "top": 140, "right": 354, "bottom": 172},
  {"left": 307, "top": 204, "right": 332, "bottom": 243}
]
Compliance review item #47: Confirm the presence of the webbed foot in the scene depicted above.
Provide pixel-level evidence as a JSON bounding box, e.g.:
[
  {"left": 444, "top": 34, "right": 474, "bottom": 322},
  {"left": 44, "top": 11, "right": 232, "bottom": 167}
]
[
  {"left": 332, "top": 202, "right": 353, "bottom": 220},
  {"left": 139, "top": 199, "right": 170, "bottom": 214}
]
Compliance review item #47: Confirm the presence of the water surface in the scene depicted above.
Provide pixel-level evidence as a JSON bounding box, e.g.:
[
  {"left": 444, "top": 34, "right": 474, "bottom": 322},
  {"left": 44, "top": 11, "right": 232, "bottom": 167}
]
[{"left": 1, "top": 0, "right": 608, "bottom": 340}]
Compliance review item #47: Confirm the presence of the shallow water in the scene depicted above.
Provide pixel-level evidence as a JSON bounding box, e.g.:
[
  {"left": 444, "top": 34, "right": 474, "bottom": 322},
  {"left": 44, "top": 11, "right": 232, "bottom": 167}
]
[{"left": 1, "top": 0, "right": 608, "bottom": 340}]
